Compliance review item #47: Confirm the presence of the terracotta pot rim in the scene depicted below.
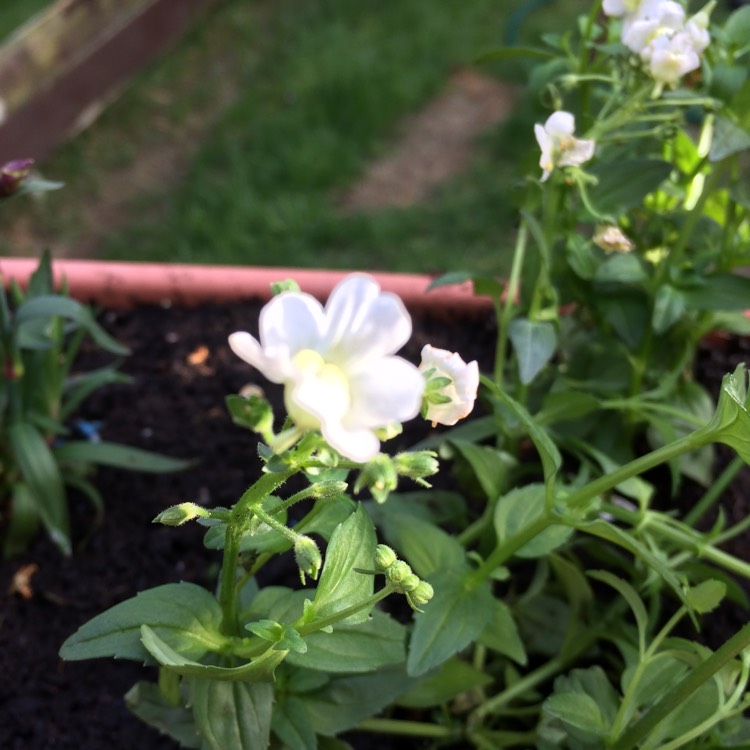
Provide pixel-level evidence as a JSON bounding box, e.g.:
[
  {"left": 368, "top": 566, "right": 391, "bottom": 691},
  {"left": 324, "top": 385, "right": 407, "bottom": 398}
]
[{"left": 0, "top": 257, "right": 493, "bottom": 314}]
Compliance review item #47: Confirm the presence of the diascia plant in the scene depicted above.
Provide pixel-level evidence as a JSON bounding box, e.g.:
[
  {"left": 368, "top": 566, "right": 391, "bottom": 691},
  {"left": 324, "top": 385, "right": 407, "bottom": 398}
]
[{"left": 61, "top": 2, "right": 750, "bottom": 749}]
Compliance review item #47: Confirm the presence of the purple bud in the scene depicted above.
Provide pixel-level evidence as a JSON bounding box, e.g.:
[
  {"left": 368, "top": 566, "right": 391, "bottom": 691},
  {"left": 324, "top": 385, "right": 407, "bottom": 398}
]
[{"left": 0, "top": 159, "right": 34, "bottom": 197}]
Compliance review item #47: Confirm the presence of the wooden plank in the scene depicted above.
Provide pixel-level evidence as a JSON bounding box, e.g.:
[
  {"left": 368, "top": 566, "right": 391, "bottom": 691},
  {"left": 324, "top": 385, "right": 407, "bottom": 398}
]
[{"left": 0, "top": 0, "right": 219, "bottom": 164}]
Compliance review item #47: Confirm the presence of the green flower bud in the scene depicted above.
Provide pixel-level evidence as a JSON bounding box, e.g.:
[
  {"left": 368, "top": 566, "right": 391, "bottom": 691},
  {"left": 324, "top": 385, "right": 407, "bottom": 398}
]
[
  {"left": 226, "top": 393, "right": 274, "bottom": 437},
  {"left": 374, "top": 544, "right": 398, "bottom": 571},
  {"left": 413, "top": 581, "right": 434, "bottom": 603},
  {"left": 152, "top": 502, "right": 209, "bottom": 526},
  {"left": 309, "top": 480, "right": 348, "bottom": 499},
  {"left": 386, "top": 560, "right": 412, "bottom": 586},
  {"left": 294, "top": 536, "right": 322, "bottom": 584},
  {"left": 408, "top": 581, "right": 434, "bottom": 607},
  {"left": 374, "top": 423, "right": 403, "bottom": 441},
  {"left": 270, "top": 279, "right": 301, "bottom": 296},
  {"left": 400, "top": 573, "right": 421, "bottom": 593},
  {"left": 393, "top": 450, "right": 439, "bottom": 480},
  {"left": 354, "top": 454, "right": 398, "bottom": 504}
]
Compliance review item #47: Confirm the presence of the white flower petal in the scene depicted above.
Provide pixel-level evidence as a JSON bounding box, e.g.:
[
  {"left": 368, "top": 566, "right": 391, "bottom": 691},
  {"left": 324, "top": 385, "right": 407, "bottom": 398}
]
[
  {"left": 260, "top": 292, "right": 326, "bottom": 354},
  {"left": 544, "top": 111, "right": 576, "bottom": 136},
  {"left": 322, "top": 423, "right": 380, "bottom": 463},
  {"left": 323, "top": 275, "right": 412, "bottom": 363},
  {"left": 559, "top": 138, "right": 596, "bottom": 168},
  {"left": 229, "top": 331, "right": 292, "bottom": 383},
  {"left": 347, "top": 357, "right": 425, "bottom": 428}
]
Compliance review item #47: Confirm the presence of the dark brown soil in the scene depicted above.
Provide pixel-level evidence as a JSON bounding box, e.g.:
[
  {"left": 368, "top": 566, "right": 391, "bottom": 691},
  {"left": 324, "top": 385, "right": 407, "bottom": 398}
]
[{"left": 0, "top": 297, "right": 497, "bottom": 750}]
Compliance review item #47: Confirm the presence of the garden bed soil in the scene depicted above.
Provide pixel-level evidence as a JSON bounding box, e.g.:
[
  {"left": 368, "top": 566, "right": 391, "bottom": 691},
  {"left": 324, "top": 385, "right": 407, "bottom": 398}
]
[{"left": 1, "top": 298, "right": 749, "bottom": 749}]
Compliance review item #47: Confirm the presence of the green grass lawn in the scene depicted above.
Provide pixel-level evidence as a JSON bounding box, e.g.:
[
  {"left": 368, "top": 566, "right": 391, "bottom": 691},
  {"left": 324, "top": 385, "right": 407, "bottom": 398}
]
[{"left": 0, "top": 0, "right": 588, "bottom": 275}]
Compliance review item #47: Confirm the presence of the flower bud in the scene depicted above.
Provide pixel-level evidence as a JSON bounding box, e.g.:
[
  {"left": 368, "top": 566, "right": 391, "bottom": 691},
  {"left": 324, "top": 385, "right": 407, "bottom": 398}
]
[
  {"left": 309, "top": 480, "right": 348, "bottom": 499},
  {"left": 400, "top": 573, "right": 421, "bottom": 593},
  {"left": 226, "top": 393, "right": 274, "bottom": 437},
  {"left": 354, "top": 454, "right": 398, "bottom": 504},
  {"left": 593, "top": 225, "right": 634, "bottom": 254},
  {"left": 294, "top": 535, "right": 322, "bottom": 584},
  {"left": 419, "top": 345, "right": 479, "bottom": 427},
  {"left": 393, "top": 450, "right": 439, "bottom": 480},
  {"left": 270, "top": 279, "right": 301, "bottom": 296},
  {"left": 386, "top": 560, "right": 412, "bottom": 586},
  {"left": 0, "top": 159, "right": 33, "bottom": 198},
  {"left": 408, "top": 581, "right": 434, "bottom": 607},
  {"left": 374, "top": 544, "right": 398, "bottom": 571},
  {"left": 153, "top": 502, "right": 209, "bottom": 526},
  {"left": 374, "top": 423, "right": 403, "bottom": 441}
]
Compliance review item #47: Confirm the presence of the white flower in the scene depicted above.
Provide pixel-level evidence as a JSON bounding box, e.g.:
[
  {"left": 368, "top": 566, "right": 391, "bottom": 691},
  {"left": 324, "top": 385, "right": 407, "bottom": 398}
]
[
  {"left": 228, "top": 274, "right": 424, "bottom": 463},
  {"left": 534, "top": 111, "right": 595, "bottom": 182},
  {"left": 645, "top": 32, "right": 702, "bottom": 87},
  {"left": 622, "top": 1, "right": 685, "bottom": 53},
  {"left": 419, "top": 345, "right": 479, "bottom": 427},
  {"left": 603, "top": 0, "right": 646, "bottom": 17}
]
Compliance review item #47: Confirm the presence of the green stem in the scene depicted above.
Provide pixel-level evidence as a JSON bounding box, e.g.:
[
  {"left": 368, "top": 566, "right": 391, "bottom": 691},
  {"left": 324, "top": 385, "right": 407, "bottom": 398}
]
[
  {"left": 468, "top": 514, "right": 555, "bottom": 587},
  {"left": 565, "top": 429, "right": 709, "bottom": 511},
  {"left": 684, "top": 455, "right": 744, "bottom": 527},
  {"left": 355, "top": 718, "right": 458, "bottom": 739},
  {"left": 603, "top": 502, "right": 750, "bottom": 580},
  {"left": 296, "top": 586, "right": 394, "bottom": 636},
  {"left": 219, "top": 468, "right": 296, "bottom": 635},
  {"left": 611, "top": 621, "right": 750, "bottom": 750},
  {"left": 496, "top": 223, "right": 528, "bottom": 391}
]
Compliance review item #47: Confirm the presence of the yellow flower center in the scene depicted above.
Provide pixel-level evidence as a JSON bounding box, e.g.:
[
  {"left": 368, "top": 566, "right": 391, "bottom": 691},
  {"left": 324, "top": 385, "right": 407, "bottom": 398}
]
[{"left": 284, "top": 348, "right": 350, "bottom": 429}]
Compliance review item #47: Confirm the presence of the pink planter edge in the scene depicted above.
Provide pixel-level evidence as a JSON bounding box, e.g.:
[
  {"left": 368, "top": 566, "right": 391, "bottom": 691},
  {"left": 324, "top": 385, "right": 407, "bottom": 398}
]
[{"left": 0, "top": 258, "right": 493, "bottom": 314}]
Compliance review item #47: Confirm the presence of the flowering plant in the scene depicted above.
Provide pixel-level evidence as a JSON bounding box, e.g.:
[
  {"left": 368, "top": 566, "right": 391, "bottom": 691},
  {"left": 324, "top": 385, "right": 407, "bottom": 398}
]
[{"left": 61, "top": 1, "right": 750, "bottom": 748}]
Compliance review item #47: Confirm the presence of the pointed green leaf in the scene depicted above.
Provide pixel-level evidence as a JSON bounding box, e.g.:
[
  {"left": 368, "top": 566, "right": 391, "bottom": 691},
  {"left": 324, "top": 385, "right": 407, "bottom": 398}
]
[
  {"left": 494, "top": 484, "right": 572, "bottom": 558},
  {"left": 508, "top": 318, "right": 557, "bottom": 385},
  {"left": 60, "top": 582, "right": 225, "bottom": 662},
  {"left": 407, "top": 568, "right": 493, "bottom": 676},
  {"left": 191, "top": 678, "right": 273, "bottom": 750},
  {"left": 53, "top": 440, "right": 192, "bottom": 473},
  {"left": 589, "top": 159, "right": 671, "bottom": 213},
  {"left": 312, "top": 505, "right": 375, "bottom": 624},
  {"left": 272, "top": 695, "right": 316, "bottom": 750},
  {"left": 286, "top": 610, "right": 404, "bottom": 672},
  {"left": 544, "top": 692, "right": 605, "bottom": 738},
  {"left": 141, "top": 626, "right": 287, "bottom": 681},
  {"left": 397, "top": 657, "right": 493, "bottom": 708},
  {"left": 477, "top": 599, "right": 527, "bottom": 665},
  {"left": 589, "top": 570, "right": 648, "bottom": 655},
  {"left": 8, "top": 421, "right": 70, "bottom": 555},
  {"left": 124, "top": 682, "right": 200, "bottom": 749}
]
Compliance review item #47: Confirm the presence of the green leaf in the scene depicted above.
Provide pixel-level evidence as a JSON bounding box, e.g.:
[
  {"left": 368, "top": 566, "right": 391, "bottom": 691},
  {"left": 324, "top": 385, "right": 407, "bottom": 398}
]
[
  {"left": 141, "top": 626, "right": 287, "bottom": 681},
  {"left": 272, "top": 695, "right": 316, "bottom": 750},
  {"left": 621, "top": 653, "right": 689, "bottom": 713},
  {"left": 679, "top": 273, "right": 750, "bottom": 311},
  {"left": 589, "top": 159, "right": 671, "bottom": 214},
  {"left": 494, "top": 484, "right": 572, "bottom": 558},
  {"left": 709, "top": 116, "right": 750, "bottom": 161},
  {"left": 589, "top": 570, "right": 648, "bottom": 656},
  {"left": 686, "top": 579, "right": 726, "bottom": 614},
  {"left": 485, "top": 379, "right": 561, "bottom": 499},
  {"left": 597, "top": 289, "right": 650, "bottom": 349},
  {"left": 544, "top": 692, "right": 605, "bottom": 739},
  {"left": 3, "top": 482, "right": 41, "bottom": 557},
  {"left": 426, "top": 270, "right": 503, "bottom": 298},
  {"left": 379, "top": 512, "right": 465, "bottom": 579},
  {"left": 286, "top": 610, "right": 404, "bottom": 672},
  {"left": 407, "top": 568, "right": 494, "bottom": 677},
  {"left": 698, "top": 363, "right": 750, "bottom": 463},
  {"left": 191, "top": 678, "right": 273, "bottom": 750},
  {"left": 508, "top": 318, "right": 557, "bottom": 385},
  {"left": 305, "top": 667, "right": 412, "bottom": 736},
  {"left": 54, "top": 440, "right": 192, "bottom": 473},
  {"left": 652, "top": 284, "right": 687, "bottom": 334},
  {"left": 725, "top": 6, "right": 750, "bottom": 49},
  {"left": 60, "top": 582, "right": 225, "bottom": 662},
  {"left": 124, "top": 682, "right": 199, "bottom": 749},
  {"left": 537, "top": 390, "right": 600, "bottom": 426},
  {"left": 8, "top": 421, "right": 70, "bottom": 555},
  {"left": 312, "top": 505, "right": 375, "bottom": 624},
  {"left": 397, "top": 657, "right": 493, "bottom": 708},
  {"left": 15, "top": 294, "right": 129, "bottom": 355},
  {"left": 594, "top": 254, "right": 647, "bottom": 285},
  {"left": 449, "top": 439, "right": 515, "bottom": 501},
  {"left": 476, "top": 599, "right": 527, "bottom": 665}
]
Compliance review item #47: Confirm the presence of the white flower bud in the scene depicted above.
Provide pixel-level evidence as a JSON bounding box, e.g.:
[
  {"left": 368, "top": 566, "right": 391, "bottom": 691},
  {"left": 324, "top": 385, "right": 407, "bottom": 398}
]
[{"left": 419, "top": 345, "right": 479, "bottom": 427}]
